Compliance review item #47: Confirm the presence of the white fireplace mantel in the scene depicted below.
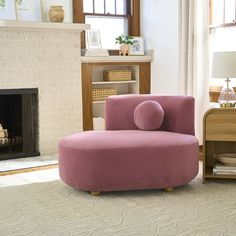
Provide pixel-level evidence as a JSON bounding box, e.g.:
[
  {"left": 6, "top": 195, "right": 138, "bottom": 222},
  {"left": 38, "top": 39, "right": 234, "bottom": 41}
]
[{"left": 0, "top": 20, "right": 90, "bottom": 32}]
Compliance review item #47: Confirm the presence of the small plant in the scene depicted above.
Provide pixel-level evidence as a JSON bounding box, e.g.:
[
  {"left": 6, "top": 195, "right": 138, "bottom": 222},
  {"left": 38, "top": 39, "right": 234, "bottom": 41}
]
[
  {"left": 0, "top": 0, "right": 6, "bottom": 8},
  {"left": 115, "top": 34, "right": 134, "bottom": 45}
]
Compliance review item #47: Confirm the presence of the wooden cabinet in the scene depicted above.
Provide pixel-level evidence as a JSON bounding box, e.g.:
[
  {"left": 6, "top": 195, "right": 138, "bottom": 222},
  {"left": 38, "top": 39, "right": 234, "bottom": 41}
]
[
  {"left": 81, "top": 56, "right": 151, "bottom": 131},
  {"left": 203, "top": 107, "right": 236, "bottom": 183}
]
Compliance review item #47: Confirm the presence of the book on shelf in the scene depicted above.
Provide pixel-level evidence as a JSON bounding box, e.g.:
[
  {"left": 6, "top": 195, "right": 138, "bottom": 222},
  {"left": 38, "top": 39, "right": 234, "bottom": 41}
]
[
  {"left": 82, "top": 49, "right": 109, "bottom": 57},
  {"left": 213, "top": 162, "right": 236, "bottom": 175}
]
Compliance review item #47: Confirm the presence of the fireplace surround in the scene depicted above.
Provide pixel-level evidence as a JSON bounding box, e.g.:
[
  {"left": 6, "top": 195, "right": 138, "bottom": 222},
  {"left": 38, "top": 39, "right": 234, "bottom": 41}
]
[{"left": 0, "top": 21, "right": 89, "bottom": 156}]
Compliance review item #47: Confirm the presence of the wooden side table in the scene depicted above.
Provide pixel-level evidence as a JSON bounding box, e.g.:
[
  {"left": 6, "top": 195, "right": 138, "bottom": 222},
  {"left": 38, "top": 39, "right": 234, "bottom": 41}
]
[{"left": 203, "top": 107, "right": 236, "bottom": 183}]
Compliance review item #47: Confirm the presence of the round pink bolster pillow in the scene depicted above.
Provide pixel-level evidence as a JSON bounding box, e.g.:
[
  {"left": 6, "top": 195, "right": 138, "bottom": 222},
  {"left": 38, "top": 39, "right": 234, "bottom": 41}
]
[{"left": 134, "top": 100, "right": 164, "bottom": 131}]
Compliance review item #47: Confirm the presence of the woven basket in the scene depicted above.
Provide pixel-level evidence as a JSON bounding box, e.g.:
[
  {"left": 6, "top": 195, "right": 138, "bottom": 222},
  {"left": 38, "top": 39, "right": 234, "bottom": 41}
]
[
  {"left": 103, "top": 70, "right": 132, "bottom": 81},
  {"left": 92, "top": 88, "right": 117, "bottom": 102}
]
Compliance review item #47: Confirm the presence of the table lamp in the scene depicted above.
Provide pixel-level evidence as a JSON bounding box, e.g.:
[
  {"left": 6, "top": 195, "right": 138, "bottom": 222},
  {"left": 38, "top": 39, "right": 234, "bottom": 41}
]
[{"left": 211, "top": 51, "right": 236, "bottom": 107}]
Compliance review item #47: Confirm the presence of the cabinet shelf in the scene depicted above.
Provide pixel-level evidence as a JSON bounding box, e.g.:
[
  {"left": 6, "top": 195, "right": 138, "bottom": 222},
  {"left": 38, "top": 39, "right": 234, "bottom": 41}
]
[
  {"left": 92, "top": 80, "right": 136, "bottom": 85},
  {"left": 93, "top": 101, "right": 105, "bottom": 104},
  {"left": 205, "top": 168, "right": 236, "bottom": 179},
  {"left": 82, "top": 61, "right": 151, "bottom": 131}
]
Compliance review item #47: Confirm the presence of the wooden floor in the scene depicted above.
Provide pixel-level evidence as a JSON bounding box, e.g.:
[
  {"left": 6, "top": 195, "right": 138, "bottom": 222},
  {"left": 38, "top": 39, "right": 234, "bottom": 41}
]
[{"left": 0, "top": 164, "right": 58, "bottom": 176}]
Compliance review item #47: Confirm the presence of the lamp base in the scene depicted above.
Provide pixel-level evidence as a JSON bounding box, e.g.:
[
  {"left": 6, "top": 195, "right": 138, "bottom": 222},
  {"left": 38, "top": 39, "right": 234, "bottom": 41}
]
[{"left": 220, "top": 103, "right": 235, "bottom": 108}]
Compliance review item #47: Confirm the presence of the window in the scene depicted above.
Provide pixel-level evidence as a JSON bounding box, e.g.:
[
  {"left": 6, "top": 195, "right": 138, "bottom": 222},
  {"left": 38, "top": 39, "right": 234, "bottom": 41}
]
[
  {"left": 210, "top": 0, "right": 236, "bottom": 26},
  {"left": 84, "top": 0, "right": 128, "bottom": 49},
  {"left": 73, "top": 0, "right": 140, "bottom": 49},
  {"left": 209, "top": 0, "right": 236, "bottom": 92}
]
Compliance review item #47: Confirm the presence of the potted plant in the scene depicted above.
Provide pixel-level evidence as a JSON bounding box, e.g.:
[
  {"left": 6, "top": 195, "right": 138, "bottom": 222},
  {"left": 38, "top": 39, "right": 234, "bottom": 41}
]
[{"left": 115, "top": 34, "right": 133, "bottom": 56}]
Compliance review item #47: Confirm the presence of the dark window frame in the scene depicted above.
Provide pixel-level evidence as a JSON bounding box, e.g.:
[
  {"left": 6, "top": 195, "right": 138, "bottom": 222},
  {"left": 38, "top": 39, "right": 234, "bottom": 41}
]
[{"left": 73, "top": 0, "right": 140, "bottom": 48}]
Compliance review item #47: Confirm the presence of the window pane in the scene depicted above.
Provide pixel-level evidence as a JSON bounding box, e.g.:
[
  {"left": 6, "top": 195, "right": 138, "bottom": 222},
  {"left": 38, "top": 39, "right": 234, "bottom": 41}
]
[
  {"left": 85, "top": 16, "right": 128, "bottom": 49},
  {"left": 210, "top": 27, "right": 236, "bottom": 87},
  {"left": 212, "top": 0, "right": 224, "bottom": 24},
  {"left": 116, "top": 0, "right": 126, "bottom": 14},
  {"left": 83, "top": 0, "right": 93, "bottom": 13},
  {"left": 211, "top": 27, "right": 236, "bottom": 51},
  {"left": 105, "top": 0, "right": 115, "bottom": 14},
  {"left": 225, "top": 0, "right": 236, "bottom": 23},
  {"left": 94, "top": 0, "right": 104, "bottom": 14}
]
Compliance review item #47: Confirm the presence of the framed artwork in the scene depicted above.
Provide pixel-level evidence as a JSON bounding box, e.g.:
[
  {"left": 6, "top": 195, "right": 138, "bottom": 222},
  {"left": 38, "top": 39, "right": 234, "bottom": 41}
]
[
  {"left": 86, "top": 30, "right": 102, "bottom": 49},
  {"left": 0, "top": 0, "right": 16, "bottom": 20},
  {"left": 129, "top": 37, "right": 144, "bottom": 56},
  {"left": 16, "top": 0, "right": 42, "bottom": 21}
]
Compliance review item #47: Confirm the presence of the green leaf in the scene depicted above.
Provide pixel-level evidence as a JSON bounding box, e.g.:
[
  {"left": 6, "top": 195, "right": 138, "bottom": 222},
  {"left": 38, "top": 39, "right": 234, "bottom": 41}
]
[{"left": 115, "top": 34, "right": 134, "bottom": 45}]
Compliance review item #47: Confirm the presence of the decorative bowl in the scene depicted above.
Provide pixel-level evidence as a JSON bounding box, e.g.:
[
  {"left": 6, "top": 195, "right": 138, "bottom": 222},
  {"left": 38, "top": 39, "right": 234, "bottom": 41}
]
[{"left": 213, "top": 153, "right": 236, "bottom": 166}]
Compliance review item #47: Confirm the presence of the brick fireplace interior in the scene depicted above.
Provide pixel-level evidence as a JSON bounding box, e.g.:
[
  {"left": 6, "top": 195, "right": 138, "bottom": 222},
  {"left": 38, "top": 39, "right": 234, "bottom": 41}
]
[{"left": 0, "top": 88, "right": 39, "bottom": 160}]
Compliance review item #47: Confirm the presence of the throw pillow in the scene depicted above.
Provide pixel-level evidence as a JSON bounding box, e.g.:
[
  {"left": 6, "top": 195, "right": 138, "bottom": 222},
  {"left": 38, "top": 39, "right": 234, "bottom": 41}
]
[{"left": 134, "top": 100, "right": 164, "bottom": 130}]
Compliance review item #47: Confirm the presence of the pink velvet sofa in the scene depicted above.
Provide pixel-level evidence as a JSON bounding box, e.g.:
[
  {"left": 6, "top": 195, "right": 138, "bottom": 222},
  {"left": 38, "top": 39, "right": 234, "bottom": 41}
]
[{"left": 59, "top": 95, "right": 199, "bottom": 195}]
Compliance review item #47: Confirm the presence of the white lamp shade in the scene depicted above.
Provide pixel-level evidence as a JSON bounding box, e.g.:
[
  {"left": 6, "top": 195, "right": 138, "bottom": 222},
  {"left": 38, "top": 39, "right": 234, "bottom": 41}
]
[{"left": 211, "top": 52, "right": 236, "bottom": 78}]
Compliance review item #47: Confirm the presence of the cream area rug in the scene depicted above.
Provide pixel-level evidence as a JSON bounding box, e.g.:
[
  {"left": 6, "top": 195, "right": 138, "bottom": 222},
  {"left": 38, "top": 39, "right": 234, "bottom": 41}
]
[{"left": 0, "top": 169, "right": 235, "bottom": 235}]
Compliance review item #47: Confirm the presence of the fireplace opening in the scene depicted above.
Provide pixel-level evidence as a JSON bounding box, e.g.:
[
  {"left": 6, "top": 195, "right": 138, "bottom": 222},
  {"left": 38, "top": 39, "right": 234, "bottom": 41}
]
[{"left": 0, "top": 89, "right": 40, "bottom": 160}]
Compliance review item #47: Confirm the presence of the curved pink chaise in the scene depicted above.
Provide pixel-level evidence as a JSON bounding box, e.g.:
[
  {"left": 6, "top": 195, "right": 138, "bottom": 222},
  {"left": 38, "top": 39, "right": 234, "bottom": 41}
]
[{"left": 59, "top": 95, "right": 199, "bottom": 195}]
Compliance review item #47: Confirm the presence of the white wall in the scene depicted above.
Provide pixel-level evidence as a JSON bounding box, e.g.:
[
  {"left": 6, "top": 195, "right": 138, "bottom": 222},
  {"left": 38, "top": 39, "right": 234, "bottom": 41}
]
[{"left": 141, "top": 0, "right": 180, "bottom": 94}]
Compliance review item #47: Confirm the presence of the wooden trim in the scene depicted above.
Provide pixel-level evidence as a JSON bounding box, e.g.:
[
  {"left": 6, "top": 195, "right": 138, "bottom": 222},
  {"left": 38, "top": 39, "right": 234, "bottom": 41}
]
[
  {"left": 84, "top": 13, "right": 129, "bottom": 18},
  {"left": 130, "top": 0, "right": 140, "bottom": 36},
  {"left": 0, "top": 164, "right": 58, "bottom": 176},
  {"left": 82, "top": 63, "right": 93, "bottom": 131},
  {"left": 139, "top": 62, "right": 151, "bottom": 94},
  {"left": 73, "top": 0, "right": 85, "bottom": 48},
  {"left": 73, "top": 0, "right": 84, "bottom": 23}
]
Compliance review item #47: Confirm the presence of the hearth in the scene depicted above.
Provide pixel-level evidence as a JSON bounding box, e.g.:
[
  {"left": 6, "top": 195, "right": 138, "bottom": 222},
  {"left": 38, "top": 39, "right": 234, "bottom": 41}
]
[{"left": 0, "top": 89, "right": 39, "bottom": 160}]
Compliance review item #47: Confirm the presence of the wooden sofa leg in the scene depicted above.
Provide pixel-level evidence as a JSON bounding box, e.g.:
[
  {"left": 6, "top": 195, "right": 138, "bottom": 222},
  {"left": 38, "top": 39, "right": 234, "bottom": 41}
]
[
  {"left": 91, "top": 191, "right": 101, "bottom": 196},
  {"left": 164, "top": 187, "right": 173, "bottom": 192}
]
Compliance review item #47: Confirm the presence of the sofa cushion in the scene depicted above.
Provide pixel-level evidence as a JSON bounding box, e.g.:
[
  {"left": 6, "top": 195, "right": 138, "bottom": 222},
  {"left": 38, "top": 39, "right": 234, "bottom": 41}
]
[
  {"left": 133, "top": 100, "right": 164, "bottom": 130},
  {"left": 59, "top": 130, "right": 199, "bottom": 191}
]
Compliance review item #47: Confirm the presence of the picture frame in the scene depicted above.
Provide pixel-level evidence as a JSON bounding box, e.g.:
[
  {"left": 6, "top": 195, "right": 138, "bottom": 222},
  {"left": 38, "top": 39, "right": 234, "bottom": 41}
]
[
  {"left": 129, "top": 37, "right": 144, "bottom": 56},
  {"left": 0, "top": 0, "right": 16, "bottom": 20},
  {"left": 16, "top": 0, "right": 42, "bottom": 22},
  {"left": 86, "top": 30, "right": 102, "bottom": 49}
]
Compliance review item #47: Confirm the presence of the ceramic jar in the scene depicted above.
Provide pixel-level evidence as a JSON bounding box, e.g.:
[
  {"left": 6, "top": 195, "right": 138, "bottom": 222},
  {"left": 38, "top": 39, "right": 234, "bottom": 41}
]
[{"left": 49, "top": 5, "right": 64, "bottom": 23}]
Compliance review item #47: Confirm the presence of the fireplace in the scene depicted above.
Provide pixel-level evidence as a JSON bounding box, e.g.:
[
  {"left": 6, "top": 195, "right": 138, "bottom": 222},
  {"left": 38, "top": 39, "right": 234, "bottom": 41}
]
[{"left": 0, "top": 89, "right": 39, "bottom": 160}]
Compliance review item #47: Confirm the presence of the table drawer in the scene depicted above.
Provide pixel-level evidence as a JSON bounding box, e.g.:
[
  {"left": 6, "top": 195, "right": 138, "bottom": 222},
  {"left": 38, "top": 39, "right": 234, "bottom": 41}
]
[{"left": 205, "top": 109, "right": 236, "bottom": 141}]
